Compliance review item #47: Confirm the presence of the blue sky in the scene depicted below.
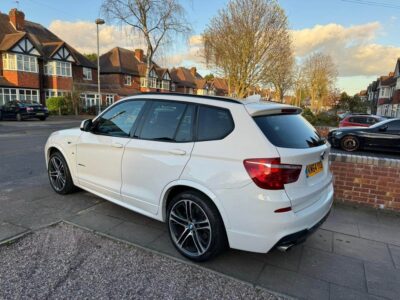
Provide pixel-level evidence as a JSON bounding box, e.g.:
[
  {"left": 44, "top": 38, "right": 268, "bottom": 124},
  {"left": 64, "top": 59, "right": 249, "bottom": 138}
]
[{"left": 3, "top": 0, "right": 400, "bottom": 94}]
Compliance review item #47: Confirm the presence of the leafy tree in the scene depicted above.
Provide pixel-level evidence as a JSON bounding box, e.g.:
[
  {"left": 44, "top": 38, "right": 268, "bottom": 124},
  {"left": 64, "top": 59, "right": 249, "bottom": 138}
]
[
  {"left": 84, "top": 53, "right": 98, "bottom": 63},
  {"left": 46, "top": 97, "right": 66, "bottom": 116},
  {"left": 203, "top": 0, "right": 291, "bottom": 98},
  {"left": 204, "top": 73, "right": 214, "bottom": 81},
  {"left": 338, "top": 92, "right": 368, "bottom": 113}
]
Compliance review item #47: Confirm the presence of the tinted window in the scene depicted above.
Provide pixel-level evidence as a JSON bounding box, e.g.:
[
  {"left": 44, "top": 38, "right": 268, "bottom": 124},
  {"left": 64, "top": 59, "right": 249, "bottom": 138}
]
[
  {"left": 175, "top": 105, "right": 195, "bottom": 142},
  {"left": 94, "top": 100, "right": 145, "bottom": 137},
  {"left": 348, "top": 117, "right": 355, "bottom": 122},
  {"left": 140, "top": 101, "right": 186, "bottom": 141},
  {"left": 254, "top": 114, "right": 325, "bottom": 149},
  {"left": 197, "top": 106, "right": 234, "bottom": 141},
  {"left": 387, "top": 120, "right": 400, "bottom": 131}
]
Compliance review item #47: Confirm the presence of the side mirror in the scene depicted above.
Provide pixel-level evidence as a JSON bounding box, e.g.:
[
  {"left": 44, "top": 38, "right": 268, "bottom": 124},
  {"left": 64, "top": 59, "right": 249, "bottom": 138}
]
[
  {"left": 80, "top": 119, "right": 93, "bottom": 132},
  {"left": 379, "top": 125, "right": 388, "bottom": 132}
]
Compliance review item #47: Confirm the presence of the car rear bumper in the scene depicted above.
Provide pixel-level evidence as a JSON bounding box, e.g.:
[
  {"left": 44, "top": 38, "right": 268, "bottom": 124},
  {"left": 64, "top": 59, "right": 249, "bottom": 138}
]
[
  {"left": 25, "top": 112, "right": 49, "bottom": 118},
  {"left": 219, "top": 182, "right": 334, "bottom": 253}
]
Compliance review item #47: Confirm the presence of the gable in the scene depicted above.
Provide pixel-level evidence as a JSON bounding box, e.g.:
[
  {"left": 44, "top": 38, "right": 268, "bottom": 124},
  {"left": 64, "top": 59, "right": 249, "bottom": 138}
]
[
  {"left": 149, "top": 68, "right": 157, "bottom": 78},
  {"left": 395, "top": 59, "right": 400, "bottom": 77},
  {"left": 163, "top": 71, "right": 171, "bottom": 81},
  {"left": 10, "top": 37, "right": 40, "bottom": 56},
  {"left": 52, "top": 46, "right": 75, "bottom": 63}
]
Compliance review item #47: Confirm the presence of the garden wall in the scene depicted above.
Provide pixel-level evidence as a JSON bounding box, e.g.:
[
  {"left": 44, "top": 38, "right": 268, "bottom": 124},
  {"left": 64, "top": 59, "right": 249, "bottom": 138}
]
[{"left": 330, "top": 153, "right": 400, "bottom": 212}]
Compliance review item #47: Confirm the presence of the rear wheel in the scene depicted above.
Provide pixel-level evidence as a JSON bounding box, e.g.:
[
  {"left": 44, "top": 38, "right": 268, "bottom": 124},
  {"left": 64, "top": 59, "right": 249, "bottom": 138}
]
[
  {"left": 39, "top": 116, "right": 46, "bottom": 121},
  {"left": 167, "top": 191, "right": 227, "bottom": 262},
  {"left": 341, "top": 135, "right": 359, "bottom": 152},
  {"left": 16, "top": 113, "right": 22, "bottom": 121},
  {"left": 48, "top": 151, "right": 76, "bottom": 194},
  {"left": 0, "top": 111, "right": 2, "bottom": 121}
]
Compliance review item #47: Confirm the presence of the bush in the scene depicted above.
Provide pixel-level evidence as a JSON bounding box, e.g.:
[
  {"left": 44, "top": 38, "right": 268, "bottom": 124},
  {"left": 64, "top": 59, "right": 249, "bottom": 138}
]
[
  {"left": 46, "top": 97, "right": 66, "bottom": 115},
  {"left": 302, "top": 108, "right": 317, "bottom": 125},
  {"left": 302, "top": 108, "right": 338, "bottom": 127}
]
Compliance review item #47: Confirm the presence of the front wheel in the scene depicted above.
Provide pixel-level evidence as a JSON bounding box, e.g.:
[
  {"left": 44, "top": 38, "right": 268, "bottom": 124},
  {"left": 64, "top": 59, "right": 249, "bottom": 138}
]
[
  {"left": 48, "top": 151, "right": 76, "bottom": 194},
  {"left": 39, "top": 116, "right": 46, "bottom": 121},
  {"left": 341, "top": 135, "right": 360, "bottom": 152},
  {"left": 167, "top": 191, "right": 227, "bottom": 262}
]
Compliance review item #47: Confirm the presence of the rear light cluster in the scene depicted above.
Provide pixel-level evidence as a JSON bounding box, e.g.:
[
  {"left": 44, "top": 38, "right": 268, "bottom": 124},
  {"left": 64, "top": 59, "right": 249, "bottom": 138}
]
[
  {"left": 243, "top": 158, "right": 302, "bottom": 190},
  {"left": 26, "top": 107, "right": 34, "bottom": 111}
]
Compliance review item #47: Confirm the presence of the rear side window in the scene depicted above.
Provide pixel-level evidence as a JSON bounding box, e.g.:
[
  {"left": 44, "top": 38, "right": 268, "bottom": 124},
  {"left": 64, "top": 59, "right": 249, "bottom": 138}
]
[
  {"left": 197, "top": 106, "right": 234, "bottom": 141},
  {"left": 254, "top": 114, "right": 325, "bottom": 149},
  {"left": 139, "top": 101, "right": 186, "bottom": 141}
]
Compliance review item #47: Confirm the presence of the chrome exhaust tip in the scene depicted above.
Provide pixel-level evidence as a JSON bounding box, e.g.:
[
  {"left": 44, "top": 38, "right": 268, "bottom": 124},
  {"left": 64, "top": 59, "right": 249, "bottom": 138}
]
[{"left": 277, "top": 244, "right": 294, "bottom": 252}]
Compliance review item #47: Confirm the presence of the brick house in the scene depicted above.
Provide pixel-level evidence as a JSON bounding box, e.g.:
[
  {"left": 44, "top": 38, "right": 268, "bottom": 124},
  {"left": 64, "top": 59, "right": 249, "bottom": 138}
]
[
  {"left": 0, "top": 8, "right": 114, "bottom": 109},
  {"left": 99, "top": 47, "right": 172, "bottom": 97}
]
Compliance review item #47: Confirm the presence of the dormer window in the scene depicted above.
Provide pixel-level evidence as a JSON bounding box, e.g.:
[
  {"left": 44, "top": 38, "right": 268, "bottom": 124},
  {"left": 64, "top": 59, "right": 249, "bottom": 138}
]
[
  {"left": 124, "top": 75, "right": 132, "bottom": 86},
  {"left": 83, "top": 67, "right": 92, "bottom": 80},
  {"left": 44, "top": 61, "right": 72, "bottom": 77},
  {"left": 2, "top": 53, "right": 38, "bottom": 73}
]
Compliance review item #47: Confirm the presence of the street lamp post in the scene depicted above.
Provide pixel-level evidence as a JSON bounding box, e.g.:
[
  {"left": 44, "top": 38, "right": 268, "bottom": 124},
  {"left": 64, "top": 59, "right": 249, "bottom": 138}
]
[{"left": 95, "top": 18, "right": 105, "bottom": 114}]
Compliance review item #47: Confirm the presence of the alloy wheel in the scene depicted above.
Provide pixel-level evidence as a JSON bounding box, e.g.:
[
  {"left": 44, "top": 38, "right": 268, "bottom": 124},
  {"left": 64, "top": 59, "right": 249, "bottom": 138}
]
[
  {"left": 169, "top": 199, "right": 212, "bottom": 257},
  {"left": 48, "top": 156, "right": 66, "bottom": 191},
  {"left": 342, "top": 136, "right": 359, "bottom": 152}
]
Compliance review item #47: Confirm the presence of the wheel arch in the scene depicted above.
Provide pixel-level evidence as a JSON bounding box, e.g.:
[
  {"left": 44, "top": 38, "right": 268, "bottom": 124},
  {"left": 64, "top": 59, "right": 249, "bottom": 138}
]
[
  {"left": 159, "top": 180, "right": 231, "bottom": 230},
  {"left": 340, "top": 134, "right": 364, "bottom": 150}
]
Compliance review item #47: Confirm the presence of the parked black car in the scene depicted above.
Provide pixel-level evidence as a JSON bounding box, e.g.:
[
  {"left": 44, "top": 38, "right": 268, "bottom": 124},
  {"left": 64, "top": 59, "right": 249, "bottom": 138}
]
[
  {"left": 0, "top": 100, "right": 49, "bottom": 121},
  {"left": 328, "top": 118, "right": 400, "bottom": 152}
]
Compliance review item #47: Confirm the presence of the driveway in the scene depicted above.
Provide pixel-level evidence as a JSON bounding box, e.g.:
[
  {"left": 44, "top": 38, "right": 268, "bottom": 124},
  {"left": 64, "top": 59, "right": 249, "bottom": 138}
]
[{"left": 1, "top": 117, "right": 400, "bottom": 299}]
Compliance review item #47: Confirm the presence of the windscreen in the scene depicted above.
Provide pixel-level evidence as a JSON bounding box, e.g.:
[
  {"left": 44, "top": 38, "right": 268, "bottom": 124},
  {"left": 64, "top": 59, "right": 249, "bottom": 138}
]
[{"left": 254, "top": 114, "right": 325, "bottom": 149}]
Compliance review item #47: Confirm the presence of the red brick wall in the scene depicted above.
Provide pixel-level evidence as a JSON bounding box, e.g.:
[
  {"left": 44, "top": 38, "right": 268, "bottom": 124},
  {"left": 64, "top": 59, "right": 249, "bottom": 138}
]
[
  {"left": 43, "top": 75, "right": 73, "bottom": 90},
  {"left": 3, "top": 70, "right": 40, "bottom": 88},
  {"left": 73, "top": 66, "right": 98, "bottom": 84},
  {"left": 330, "top": 153, "right": 400, "bottom": 211}
]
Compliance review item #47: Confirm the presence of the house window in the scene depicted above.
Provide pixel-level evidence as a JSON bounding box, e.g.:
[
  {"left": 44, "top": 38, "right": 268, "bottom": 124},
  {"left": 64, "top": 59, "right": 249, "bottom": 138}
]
[
  {"left": 106, "top": 94, "right": 114, "bottom": 106},
  {"left": 80, "top": 93, "right": 100, "bottom": 109},
  {"left": 2, "top": 53, "right": 38, "bottom": 73},
  {"left": 171, "top": 83, "right": 176, "bottom": 92},
  {"left": 124, "top": 75, "right": 132, "bottom": 86},
  {"left": 149, "top": 77, "right": 157, "bottom": 88},
  {"left": 18, "top": 89, "right": 39, "bottom": 102},
  {"left": 44, "top": 61, "right": 72, "bottom": 77},
  {"left": 0, "top": 88, "right": 39, "bottom": 106},
  {"left": 140, "top": 77, "right": 147, "bottom": 87},
  {"left": 161, "top": 80, "right": 170, "bottom": 90},
  {"left": 83, "top": 67, "right": 92, "bottom": 80},
  {"left": 45, "top": 89, "right": 67, "bottom": 100}
]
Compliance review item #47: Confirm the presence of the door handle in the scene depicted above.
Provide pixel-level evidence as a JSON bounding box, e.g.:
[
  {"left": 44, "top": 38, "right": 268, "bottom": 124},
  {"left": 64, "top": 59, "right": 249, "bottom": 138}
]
[
  {"left": 111, "top": 142, "right": 124, "bottom": 148},
  {"left": 169, "top": 149, "right": 186, "bottom": 155}
]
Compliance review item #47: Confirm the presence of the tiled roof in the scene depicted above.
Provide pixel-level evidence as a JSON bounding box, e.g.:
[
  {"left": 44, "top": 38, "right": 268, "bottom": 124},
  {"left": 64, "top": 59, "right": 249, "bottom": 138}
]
[
  {"left": 212, "top": 77, "right": 229, "bottom": 93},
  {"left": 99, "top": 47, "right": 160, "bottom": 77},
  {"left": 170, "top": 67, "right": 202, "bottom": 88},
  {"left": 380, "top": 76, "right": 396, "bottom": 86},
  {"left": 0, "top": 11, "right": 95, "bottom": 68}
]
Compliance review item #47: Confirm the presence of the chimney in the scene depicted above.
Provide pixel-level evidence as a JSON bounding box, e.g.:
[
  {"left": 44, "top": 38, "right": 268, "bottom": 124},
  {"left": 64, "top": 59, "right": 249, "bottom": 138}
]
[
  {"left": 9, "top": 8, "right": 25, "bottom": 31},
  {"left": 190, "top": 67, "right": 197, "bottom": 76},
  {"left": 135, "top": 49, "right": 144, "bottom": 62}
]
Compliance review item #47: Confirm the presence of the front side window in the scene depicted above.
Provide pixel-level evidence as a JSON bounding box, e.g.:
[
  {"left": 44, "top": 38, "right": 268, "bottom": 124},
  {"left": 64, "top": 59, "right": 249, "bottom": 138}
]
[
  {"left": 197, "top": 106, "right": 234, "bottom": 141},
  {"left": 93, "top": 100, "right": 145, "bottom": 137},
  {"left": 83, "top": 67, "right": 92, "bottom": 80},
  {"left": 139, "top": 101, "right": 186, "bottom": 141},
  {"left": 387, "top": 120, "right": 400, "bottom": 131},
  {"left": 44, "top": 61, "right": 72, "bottom": 77},
  {"left": 2, "top": 53, "right": 38, "bottom": 73}
]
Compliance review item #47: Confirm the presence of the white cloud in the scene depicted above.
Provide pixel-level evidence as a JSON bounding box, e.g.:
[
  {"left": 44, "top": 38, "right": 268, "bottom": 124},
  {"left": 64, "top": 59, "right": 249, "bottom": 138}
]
[
  {"left": 292, "top": 22, "right": 400, "bottom": 77},
  {"left": 49, "top": 20, "right": 146, "bottom": 55}
]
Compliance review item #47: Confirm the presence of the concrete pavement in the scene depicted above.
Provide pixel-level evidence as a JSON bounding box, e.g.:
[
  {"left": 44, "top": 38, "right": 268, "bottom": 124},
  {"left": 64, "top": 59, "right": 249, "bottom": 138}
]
[{"left": 1, "top": 117, "right": 400, "bottom": 299}]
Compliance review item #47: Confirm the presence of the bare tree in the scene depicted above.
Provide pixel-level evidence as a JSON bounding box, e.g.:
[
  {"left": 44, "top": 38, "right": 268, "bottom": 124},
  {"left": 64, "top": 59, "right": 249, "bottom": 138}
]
[
  {"left": 203, "top": 0, "right": 290, "bottom": 98},
  {"left": 268, "top": 39, "right": 294, "bottom": 102},
  {"left": 101, "top": 0, "right": 191, "bottom": 89},
  {"left": 302, "top": 52, "right": 338, "bottom": 112}
]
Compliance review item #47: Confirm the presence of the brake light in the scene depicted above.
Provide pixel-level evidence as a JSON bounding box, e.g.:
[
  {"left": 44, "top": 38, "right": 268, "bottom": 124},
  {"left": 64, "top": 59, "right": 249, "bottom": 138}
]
[
  {"left": 243, "top": 158, "right": 302, "bottom": 190},
  {"left": 281, "top": 108, "right": 298, "bottom": 114},
  {"left": 26, "top": 107, "right": 34, "bottom": 111}
]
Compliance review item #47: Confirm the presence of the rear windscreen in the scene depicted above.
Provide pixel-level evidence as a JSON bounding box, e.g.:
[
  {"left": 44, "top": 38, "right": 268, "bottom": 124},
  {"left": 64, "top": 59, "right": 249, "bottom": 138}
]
[{"left": 254, "top": 114, "right": 325, "bottom": 149}]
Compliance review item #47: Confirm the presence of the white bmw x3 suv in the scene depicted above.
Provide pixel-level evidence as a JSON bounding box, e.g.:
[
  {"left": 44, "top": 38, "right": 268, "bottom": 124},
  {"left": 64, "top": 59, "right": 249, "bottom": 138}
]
[{"left": 45, "top": 93, "right": 333, "bottom": 261}]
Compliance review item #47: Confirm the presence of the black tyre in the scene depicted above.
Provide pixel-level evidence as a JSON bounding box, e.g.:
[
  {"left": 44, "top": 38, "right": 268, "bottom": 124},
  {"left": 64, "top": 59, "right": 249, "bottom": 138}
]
[
  {"left": 48, "top": 151, "right": 76, "bottom": 194},
  {"left": 39, "top": 116, "right": 46, "bottom": 121},
  {"left": 16, "top": 113, "right": 22, "bottom": 121},
  {"left": 167, "top": 190, "right": 228, "bottom": 262},
  {"left": 0, "top": 111, "right": 2, "bottom": 121},
  {"left": 341, "top": 135, "right": 360, "bottom": 152}
]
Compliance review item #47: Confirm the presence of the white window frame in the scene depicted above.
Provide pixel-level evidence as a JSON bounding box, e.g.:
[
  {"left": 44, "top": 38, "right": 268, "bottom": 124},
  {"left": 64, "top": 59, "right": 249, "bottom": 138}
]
[
  {"left": 83, "top": 67, "right": 92, "bottom": 80},
  {"left": 124, "top": 75, "right": 132, "bottom": 86},
  {"left": 161, "top": 80, "right": 170, "bottom": 90},
  {"left": 45, "top": 89, "right": 68, "bottom": 100},
  {"left": 140, "top": 77, "right": 147, "bottom": 88},
  {"left": 149, "top": 77, "right": 157, "bottom": 88},
  {"left": 44, "top": 61, "right": 72, "bottom": 77},
  {"left": 2, "top": 53, "right": 38, "bottom": 73},
  {"left": 106, "top": 94, "right": 114, "bottom": 106},
  {"left": 0, "top": 88, "right": 39, "bottom": 106}
]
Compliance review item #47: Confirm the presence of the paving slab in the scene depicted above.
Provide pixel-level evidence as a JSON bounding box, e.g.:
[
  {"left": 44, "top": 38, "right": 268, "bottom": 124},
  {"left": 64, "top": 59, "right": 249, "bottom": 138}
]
[
  {"left": 388, "top": 244, "right": 400, "bottom": 269},
  {"left": 299, "top": 247, "right": 366, "bottom": 292},
  {"left": 304, "top": 229, "right": 333, "bottom": 252},
  {"left": 358, "top": 223, "right": 400, "bottom": 247},
  {"left": 333, "top": 233, "right": 394, "bottom": 267},
  {"left": 106, "top": 220, "right": 165, "bottom": 246},
  {"left": 365, "top": 262, "right": 400, "bottom": 300},
  {"left": 329, "top": 284, "right": 384, "bottom": 300},
  {"left": 261, "top": 246, "right": 303, "bottom": 272},
  {"left": 0, "top": 222, "right": 28, "bottom": 242},
  {"left": 331, "top": 205, "right": 380, "bottom": 226},
  {"left": 67, "top": 210, "right": 124, "bottom": 233},
  {"left": 320, "top": 218, "right": 360, "bottom": 236},
  {"left": 202, "top": 249, "right": 266, "bottom": 283},
  {"left": 257, "top": 264, "right": 330, "bottom": 300}
]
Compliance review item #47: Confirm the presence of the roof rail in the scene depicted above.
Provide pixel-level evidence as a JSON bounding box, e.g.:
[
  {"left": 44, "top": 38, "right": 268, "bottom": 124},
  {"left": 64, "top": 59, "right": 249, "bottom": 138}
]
[{"left": 137, "top": 92, "right": 243, "bottom": 104}]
